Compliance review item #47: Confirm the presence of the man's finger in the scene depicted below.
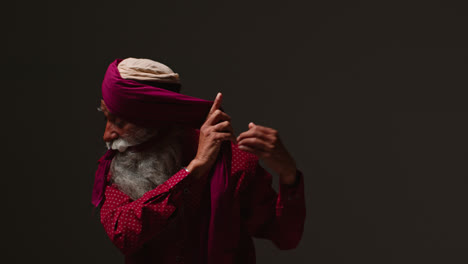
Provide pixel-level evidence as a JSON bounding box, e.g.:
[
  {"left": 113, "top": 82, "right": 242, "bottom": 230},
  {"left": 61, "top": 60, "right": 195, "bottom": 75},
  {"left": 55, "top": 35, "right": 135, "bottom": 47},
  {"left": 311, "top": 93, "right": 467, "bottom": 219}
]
[
  {"left": 213, "top": 132, "right": 237, "bottom": 143},
  {"left": 206, "top": 110, "right": 231, "bottom": 125},
  {"left": 238, "top": 144, "right": 265, "bottom": 157},
  {"left": 249, "top": 122, "right": 277, "bottom": 134},
  {"left": 238, "top": 137, "right": 274, "bottom": 152},
  {"left": 237, "top": 128, "right": 274, "bottom": 143},
  {"left": 208, "top": 92, "right": 222, "bottom": 117},
  {"left": 214, "top": 121, "right": 235, "bottom": 134}
]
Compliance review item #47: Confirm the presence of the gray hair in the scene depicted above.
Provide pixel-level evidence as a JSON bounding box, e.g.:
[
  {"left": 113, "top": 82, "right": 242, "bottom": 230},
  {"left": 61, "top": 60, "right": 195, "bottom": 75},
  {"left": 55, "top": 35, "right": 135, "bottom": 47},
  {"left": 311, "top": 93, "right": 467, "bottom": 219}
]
[{"left": 109, "top": 126, "right": 186, "bottom": 200}]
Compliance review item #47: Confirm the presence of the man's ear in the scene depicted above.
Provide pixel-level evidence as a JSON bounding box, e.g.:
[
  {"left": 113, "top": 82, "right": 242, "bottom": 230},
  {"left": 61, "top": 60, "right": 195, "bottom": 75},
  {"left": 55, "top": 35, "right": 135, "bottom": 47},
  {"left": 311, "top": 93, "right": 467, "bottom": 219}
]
[{"left": 101, "top": 100, "right": 107, "bottom": 111}]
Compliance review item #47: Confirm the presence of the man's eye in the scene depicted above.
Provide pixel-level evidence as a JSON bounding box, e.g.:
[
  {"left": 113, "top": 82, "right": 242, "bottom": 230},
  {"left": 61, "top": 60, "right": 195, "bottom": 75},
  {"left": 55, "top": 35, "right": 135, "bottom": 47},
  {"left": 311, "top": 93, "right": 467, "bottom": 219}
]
[{"left": 115, "top": 120, "right": 125, "bottom": 128}]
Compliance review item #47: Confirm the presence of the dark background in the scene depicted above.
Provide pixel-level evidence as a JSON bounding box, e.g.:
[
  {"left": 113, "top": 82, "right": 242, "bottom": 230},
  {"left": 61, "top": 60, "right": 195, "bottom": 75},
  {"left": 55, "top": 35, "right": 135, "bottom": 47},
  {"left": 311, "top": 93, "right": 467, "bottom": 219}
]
[{"left": 3, "top": 0, "right": 468, "bottom": 263}]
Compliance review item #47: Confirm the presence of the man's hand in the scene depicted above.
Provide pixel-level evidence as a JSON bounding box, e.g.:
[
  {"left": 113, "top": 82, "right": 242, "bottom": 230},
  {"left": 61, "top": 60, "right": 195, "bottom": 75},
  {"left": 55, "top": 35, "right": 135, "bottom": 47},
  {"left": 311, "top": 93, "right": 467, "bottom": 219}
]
[
  {"left": 237, "top": 122, "right": 297, "bottom": 185},
  {"left": 187, "top": 93, "right": 236, "bottom": 177}
]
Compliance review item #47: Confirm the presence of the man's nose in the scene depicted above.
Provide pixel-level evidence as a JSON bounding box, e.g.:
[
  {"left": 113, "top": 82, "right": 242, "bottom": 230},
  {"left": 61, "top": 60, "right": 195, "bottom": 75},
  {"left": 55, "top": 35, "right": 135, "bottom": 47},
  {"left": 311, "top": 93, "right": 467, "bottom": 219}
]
[{"left": 103, "top": 121, "right": 119, "bottom": 142}]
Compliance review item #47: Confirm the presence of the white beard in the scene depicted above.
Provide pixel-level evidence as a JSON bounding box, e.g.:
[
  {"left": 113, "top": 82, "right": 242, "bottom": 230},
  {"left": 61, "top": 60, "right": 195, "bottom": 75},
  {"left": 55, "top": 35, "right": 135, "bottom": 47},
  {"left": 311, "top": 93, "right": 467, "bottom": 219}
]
[{"left": 108, "top": 127, "right": 186, "bottom": 200}]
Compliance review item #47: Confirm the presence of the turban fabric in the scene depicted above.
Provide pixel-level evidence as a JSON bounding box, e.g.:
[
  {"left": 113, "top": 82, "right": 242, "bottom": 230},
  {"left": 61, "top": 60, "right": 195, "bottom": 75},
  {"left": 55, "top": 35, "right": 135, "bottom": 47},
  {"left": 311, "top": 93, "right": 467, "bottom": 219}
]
[
  {"left": 92, "top": 58, "right": 234, "bottom": 263},
  {"left": 102, "top": 59, "right": 212, "bottom": 128}
]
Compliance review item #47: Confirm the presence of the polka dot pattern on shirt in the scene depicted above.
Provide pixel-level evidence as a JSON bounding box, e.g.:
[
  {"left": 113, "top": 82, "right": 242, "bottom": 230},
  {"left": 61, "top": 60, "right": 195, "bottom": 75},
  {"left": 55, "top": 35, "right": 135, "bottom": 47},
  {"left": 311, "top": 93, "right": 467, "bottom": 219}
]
[{"left": 98, "top": 142, "right": 306, "bottom": 260}]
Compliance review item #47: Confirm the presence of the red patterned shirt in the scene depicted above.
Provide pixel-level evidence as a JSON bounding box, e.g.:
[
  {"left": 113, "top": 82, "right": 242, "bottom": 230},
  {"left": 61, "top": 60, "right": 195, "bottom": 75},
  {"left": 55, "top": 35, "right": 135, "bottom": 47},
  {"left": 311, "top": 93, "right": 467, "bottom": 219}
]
[{"left": 100, "top": 143, "right": 306, "bottom": 264}]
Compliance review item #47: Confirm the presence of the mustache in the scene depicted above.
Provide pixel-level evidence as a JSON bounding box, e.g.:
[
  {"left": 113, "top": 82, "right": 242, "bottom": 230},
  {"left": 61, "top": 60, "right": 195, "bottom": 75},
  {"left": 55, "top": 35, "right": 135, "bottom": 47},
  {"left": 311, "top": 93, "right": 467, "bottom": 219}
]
[
  {"left": 107, "top": 137, "right": 136, "bottom": 152},
  {"left": 106, "top": 128, "right": 159, "bottom": 153}
]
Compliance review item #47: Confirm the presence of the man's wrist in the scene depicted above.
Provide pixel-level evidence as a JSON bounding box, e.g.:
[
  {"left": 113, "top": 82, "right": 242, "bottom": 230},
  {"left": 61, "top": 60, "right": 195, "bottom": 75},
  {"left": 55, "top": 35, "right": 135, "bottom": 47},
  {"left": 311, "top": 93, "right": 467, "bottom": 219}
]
[
  {"left": 186, "top": 158, "right": 210, "bottom": 179},
  {"left": 279, "top": 168, "right": 298, "bottom": 186}
]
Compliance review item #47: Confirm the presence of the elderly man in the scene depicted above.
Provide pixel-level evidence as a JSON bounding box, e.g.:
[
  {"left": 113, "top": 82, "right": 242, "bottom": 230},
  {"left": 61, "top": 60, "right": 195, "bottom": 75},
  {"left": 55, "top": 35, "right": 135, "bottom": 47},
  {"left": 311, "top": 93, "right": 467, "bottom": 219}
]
[{"left": 92, "top": 58, "right": 306, "bottom": 264}]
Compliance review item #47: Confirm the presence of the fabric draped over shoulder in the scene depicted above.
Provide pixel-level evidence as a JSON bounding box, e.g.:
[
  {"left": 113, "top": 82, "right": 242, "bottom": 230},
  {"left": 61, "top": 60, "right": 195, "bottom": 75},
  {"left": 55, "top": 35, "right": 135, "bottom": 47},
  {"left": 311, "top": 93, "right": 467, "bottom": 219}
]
[{"left": 93, "top": 58, "right": 234, "bottom": 264}]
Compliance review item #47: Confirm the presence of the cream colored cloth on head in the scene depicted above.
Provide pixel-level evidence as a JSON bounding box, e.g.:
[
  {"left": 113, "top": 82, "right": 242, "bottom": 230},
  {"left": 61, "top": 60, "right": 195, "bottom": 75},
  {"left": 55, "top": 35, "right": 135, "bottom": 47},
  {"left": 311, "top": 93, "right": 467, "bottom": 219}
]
[{"left": 117, "top": 57, "right": 180, "bottom": 83}]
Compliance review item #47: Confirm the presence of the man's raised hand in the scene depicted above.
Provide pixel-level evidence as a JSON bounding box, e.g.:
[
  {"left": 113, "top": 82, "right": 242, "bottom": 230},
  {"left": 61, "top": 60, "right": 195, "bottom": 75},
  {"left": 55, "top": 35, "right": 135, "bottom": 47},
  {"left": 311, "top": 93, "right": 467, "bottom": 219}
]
[
  {"left": 187, "top": 93, "right": 236, "bottom": 176},
  {"left": 237, "top": 122, "right": 297, "bottom": 185}
]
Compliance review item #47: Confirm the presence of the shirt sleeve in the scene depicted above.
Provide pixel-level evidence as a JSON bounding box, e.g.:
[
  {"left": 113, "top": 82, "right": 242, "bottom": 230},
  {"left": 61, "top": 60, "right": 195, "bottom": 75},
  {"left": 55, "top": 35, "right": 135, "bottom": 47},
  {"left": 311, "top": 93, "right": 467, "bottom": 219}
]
[
  {"left": 100, "top": 168, "right": 207, "bottom": 255},
  {"left": 243, "top": 164, "right": 306, "bottom": 250}
]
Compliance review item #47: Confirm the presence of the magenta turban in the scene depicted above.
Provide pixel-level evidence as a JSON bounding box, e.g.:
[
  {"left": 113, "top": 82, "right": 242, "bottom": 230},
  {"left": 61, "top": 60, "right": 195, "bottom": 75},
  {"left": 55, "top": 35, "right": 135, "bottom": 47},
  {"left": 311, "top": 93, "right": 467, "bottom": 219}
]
[{"left": 101, "top": 59, "right": 213, "bottom": 128}]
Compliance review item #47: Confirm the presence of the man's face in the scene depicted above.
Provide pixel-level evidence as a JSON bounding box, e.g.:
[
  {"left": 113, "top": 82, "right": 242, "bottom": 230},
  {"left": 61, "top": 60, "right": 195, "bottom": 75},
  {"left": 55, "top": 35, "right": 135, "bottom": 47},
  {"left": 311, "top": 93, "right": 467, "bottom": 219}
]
[{"left": 100, "top": 99, "right": 139, "bottom": 143}]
